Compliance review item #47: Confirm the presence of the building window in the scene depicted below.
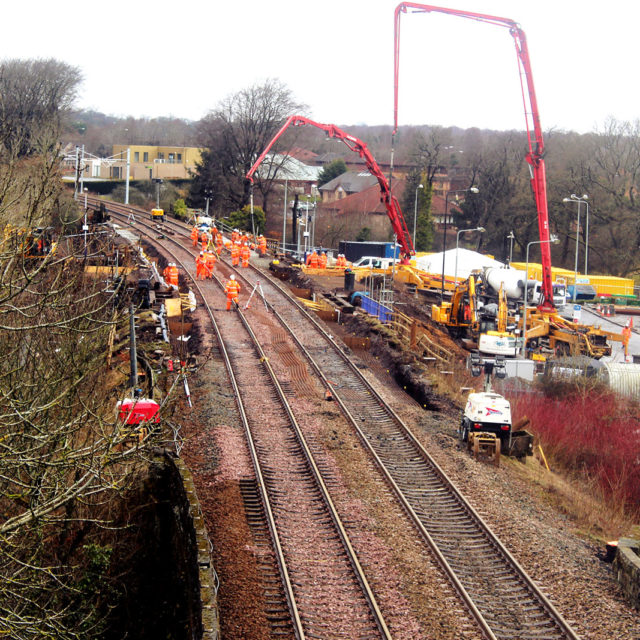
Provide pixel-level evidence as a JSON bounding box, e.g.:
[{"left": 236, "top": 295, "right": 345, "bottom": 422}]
[
  {"left": 143, "top": 152, "right": 149, "bottom": 162},
  {"left": 158, "top": 152, "right": 165, "bottom": 160},
  {"left": 168, "top": 153, "right": 175, "bottom": 163},
  {"left": 134, "top": 151, "right": 140, "bottom": 162},
  {"left": 177, "top": 153, "right": 182, "bottom": 163}
]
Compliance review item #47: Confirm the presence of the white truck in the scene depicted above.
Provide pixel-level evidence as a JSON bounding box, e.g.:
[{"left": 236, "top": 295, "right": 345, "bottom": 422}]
[{"left": 351, "top": 256, "right": 399, "bottom": 270}]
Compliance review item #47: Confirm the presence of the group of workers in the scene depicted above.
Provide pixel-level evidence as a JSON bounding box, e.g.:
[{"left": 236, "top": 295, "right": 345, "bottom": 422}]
[
  {"left": 195, "top": 249, "right": 218, "bottom": 280},
  {"left": 304, "top": 250, "right": 349, "bottom": 269}
]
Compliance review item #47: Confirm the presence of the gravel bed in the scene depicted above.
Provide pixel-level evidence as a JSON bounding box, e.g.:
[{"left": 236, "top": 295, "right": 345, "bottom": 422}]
[{"left": 175, "top": 254, "right": 640, "bottom": 639}]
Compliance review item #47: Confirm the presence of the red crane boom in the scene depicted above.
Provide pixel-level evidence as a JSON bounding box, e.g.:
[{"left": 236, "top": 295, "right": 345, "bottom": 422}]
[
  {"left": 394, "top": 3, "right": 555, "bottom": 311},
  {"left": 245, "top": 115, "right": 415, "bottom": 263}
]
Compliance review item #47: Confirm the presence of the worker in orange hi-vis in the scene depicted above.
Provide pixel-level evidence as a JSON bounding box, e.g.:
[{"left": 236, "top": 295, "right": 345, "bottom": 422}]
[
  {"left": 195, "top": 252, "right": 206, "bottom": 280},
  {"left": 622, "top": 324, "right": 632, "bottom": 360},
  {"left": 191, "top": 226, "right": 199, "bottom": 247},
  {"left": 231, "top": 229, "right": 239, "bottom": 243},
  {"left": 225, "top": 274, "right": 241, "bottom": 310},
  {"left": 201, "top": 232, "right": 209, "bottom": 253},
  {"left": 231, "top": 242, "right": 240, "bottom": 267},
  {"left": 307, "top": 250, "right": 319, "bottom": 269},
  {"left": 216, "top": 232, "right": 223, "bottom": 253},
  {"left": 240, "top": 242, "right": 251, "bottom": 268},
  {"left": 167, "top": 263, "right": 179, "bottom": 286},
  {"left": 258, "top": 235, "right": 267, "bottom": 256},
  {"left": 205, "top": 250, "right": 216, "bottom": 278},
  {"left": 240, "top": 232, "right": 248, "bottom": 246},
  {"left": 319, "top": 251, "right": 327, "bottom": 269}
]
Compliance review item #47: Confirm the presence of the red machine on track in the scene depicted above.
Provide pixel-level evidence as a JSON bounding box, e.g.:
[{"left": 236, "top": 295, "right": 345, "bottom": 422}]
[
  {"left": 394, "top": 3, "right": 555, "bottom": 312},
  {"left": 245, "top": 115, "right": 415, "bottom": 264}
]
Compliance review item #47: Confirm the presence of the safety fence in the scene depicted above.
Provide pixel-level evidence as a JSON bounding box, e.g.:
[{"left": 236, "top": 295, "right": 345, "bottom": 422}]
[
  {"left": 359, "top": 294, "right": 393, "bottom": 323},
  {"left": 356, "top": 295, "right": 455, "bottom": 365}
]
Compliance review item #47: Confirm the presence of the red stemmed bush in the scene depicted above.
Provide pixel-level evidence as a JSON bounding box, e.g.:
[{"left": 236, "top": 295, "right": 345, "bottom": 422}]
[{"left": 507, "top": 380, "right": 640, "bottom": 511}]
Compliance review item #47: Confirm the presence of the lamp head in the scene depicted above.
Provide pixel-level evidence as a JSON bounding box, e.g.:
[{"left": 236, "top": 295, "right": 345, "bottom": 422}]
[
  {"left": 477, "top": 227, "right": 486, "bottom": 233},
  {"left": 470, "top": 187, "right": 479, "bottom": 194},
  {"left": 562, "top": 197, "right": 571, "bottom": 202}
]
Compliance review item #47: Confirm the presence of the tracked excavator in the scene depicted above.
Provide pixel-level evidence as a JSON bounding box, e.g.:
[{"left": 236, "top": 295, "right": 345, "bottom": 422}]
[{"left": 394, "top": 3, "right": 621, "bottom": 359}]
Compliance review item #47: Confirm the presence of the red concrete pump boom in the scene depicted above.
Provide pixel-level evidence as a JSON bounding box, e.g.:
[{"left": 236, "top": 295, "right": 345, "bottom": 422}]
[
  {"left": 394, "top": 3, "right": 555, "bottom": 311},
  {"left": 245, "top": 115, "right": 415, "bottom": 263}
]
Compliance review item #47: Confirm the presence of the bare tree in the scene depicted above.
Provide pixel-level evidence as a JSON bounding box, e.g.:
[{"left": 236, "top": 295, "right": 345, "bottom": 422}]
[
  {"left": 0, "top": 58, "right": 82, "bottom": 158},
  {"left": 191, "top": 79, "right": 306, "bottom": 216}
]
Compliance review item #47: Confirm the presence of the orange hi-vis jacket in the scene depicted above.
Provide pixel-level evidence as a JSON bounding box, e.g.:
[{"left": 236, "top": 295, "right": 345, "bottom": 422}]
[
  {"left": 195, "top": 254, "right": 206, "bottom": 279},
  {"left": 225, "top": 279, "right": 241, "bottom": 309},
  {"left": 319, "top": 253, "right": 327, "bottom": 268},
  {"left": 240, "top": 244, "right": 251, "bottom": 265},
  {"left": 258, "top": 236, "right": 267, "bottom": 254},
  {"left": 191, "top": 227, "right": 199, "bottom": 246},
  {"left": 167, "top": 265, "right": 179, "bottom": 286},
  {"left": 231, "top": 243, "right": 240, "bottom": 265},
  {"left": 205, "top": 251, "right": 216, "bottom": 276},
  {"left": 307, "top": 251, "right": 318, "bottom": 268}
]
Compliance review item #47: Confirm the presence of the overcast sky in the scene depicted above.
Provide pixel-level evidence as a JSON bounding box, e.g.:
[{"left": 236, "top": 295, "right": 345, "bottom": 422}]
[{"left": 5, "top": 1, "right": 637, "bottom": 134}]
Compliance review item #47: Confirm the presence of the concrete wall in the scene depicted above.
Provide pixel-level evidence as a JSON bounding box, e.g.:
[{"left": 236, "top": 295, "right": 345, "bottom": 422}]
[{"left": 613, "top": 538, "right": 640, "bottom": 609}]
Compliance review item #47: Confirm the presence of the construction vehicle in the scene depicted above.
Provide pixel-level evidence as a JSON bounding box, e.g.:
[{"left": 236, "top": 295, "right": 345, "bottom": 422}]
[
  {"left": 394, "top": 4, "right": 622, "bottom": 359},
  {"left": 245, "top": 116, "right": 415, "bottom": 264},
  {"left": 460, "top": 354, "right": 510, "bottom": 466},
  {"left": 151, "top": 208, "right": 164, "bottom": 222}
]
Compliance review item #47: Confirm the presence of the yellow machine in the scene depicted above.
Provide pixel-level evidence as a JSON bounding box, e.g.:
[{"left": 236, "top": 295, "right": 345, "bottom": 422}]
[
  {"left": 151, "top": 208, "right": 164, "bottom": 222},
  {"left": 431, "top": 273, "right": 479, "bottom": 337},
  {"left": 521, "top": 309, "right": 619, "bottom": 358}
]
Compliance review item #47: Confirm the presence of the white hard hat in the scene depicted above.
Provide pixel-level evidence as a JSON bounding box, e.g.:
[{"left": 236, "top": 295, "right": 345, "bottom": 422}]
[
  {"left": 200, "top": 252, "right": 204, "bottom": 256},
  {"left": 230, "top": 274, "right": 235, "bottom": 280}
]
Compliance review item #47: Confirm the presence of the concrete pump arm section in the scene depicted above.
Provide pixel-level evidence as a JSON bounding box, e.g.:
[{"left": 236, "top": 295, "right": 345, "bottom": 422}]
[
  {"left": 393, "top": 3, "right": 556, "bottom": 312},
  {"left": 245, "top": 115, "right": 415, "bottom": 264}
]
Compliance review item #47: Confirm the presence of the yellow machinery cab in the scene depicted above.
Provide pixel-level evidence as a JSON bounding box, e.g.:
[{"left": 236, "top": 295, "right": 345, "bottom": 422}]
[{"left": 151, "top": 208, "right": 164, "bottom": 221}]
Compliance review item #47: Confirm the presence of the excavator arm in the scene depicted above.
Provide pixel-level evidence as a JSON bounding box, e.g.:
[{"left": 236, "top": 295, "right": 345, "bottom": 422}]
[
  {"left": 394, "top": 3, "right": 555, "bottom": 310},
  {"left": 246, "top": 115, "right": 415, "bottom": 263}
]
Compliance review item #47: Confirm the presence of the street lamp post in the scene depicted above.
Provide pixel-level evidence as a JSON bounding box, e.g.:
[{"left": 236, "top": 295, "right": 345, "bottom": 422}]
[
  {"left": 454, "top": 227, "right": 485, "bottom": 283},
  {"left": 563, "top": 194, "right": 588, "bottom": 301},
  {"left": 506, "top": 231, "right": 515, "bottom": 264},
  {"left": 413, "top": 183, "right": 423, "bottom": 247},
  {"left": 522, "top": 236, "right": 559, "bottom": 357},
  {"left": 441, "top": 187, "right": 479, "bottom": 301},
  {"left": 83, "top": 187, "right": 89, "bottom": 254}
]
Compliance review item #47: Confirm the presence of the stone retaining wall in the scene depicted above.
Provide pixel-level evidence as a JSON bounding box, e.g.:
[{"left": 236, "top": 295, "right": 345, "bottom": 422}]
[
  {"left": 613, "top": 538, "right": 640, "bottom": 610},
  {"left": 174, "top": 456, "right": 221, "bottom": 639}
]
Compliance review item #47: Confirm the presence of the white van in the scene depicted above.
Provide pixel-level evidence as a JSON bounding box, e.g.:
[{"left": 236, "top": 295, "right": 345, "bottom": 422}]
[{"left": 351, "top": 256, "right": 399, "bottom": 270}]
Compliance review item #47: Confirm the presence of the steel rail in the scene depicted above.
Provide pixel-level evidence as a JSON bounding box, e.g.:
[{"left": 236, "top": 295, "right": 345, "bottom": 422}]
[
  {"left": 105, "top": 204, "right": 391, "bottom": 639},
  {"left": 96, "top": 198, "right": 579, "bottom": 639},
  {"left": 235, "top": 263, "right": 581, "bottom": 640}
]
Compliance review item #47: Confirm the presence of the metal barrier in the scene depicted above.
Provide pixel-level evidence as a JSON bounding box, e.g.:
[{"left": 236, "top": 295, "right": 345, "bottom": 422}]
[{"left": 360, "top": 294, "right": 393, "bottom": 323}]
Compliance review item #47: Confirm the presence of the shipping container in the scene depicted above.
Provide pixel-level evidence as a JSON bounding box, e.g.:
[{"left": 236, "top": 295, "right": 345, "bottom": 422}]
[{"left": 339, "top": 241, "right": 401, "bottom": 262}]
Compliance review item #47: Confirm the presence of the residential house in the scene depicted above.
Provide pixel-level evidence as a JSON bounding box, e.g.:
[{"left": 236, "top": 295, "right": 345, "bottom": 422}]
[{"left": 319, "top": 172, "right": 379, "bottom": 203}]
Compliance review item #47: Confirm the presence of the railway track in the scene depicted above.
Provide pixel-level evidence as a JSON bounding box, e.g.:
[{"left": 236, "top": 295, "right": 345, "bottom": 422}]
[
  {"left": 96, "top": 198, "right": 580, "bottom": 639},
  {"left": 99, "top": 200, "right": 391, "bottom": 639}
]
